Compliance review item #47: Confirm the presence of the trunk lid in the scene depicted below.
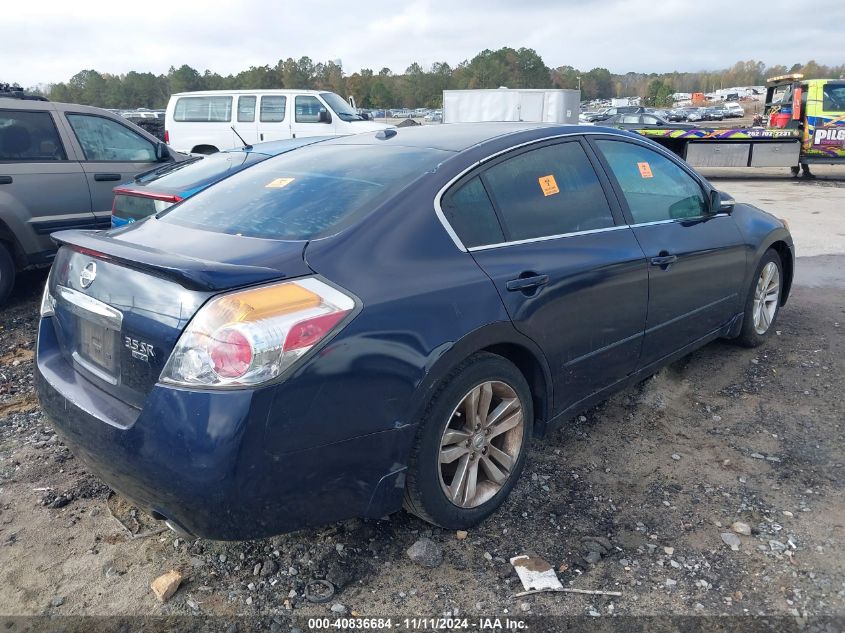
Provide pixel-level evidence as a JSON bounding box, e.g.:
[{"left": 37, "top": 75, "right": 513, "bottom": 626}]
[{"left": 48, "top": 221, "right": 312, "bottom": 407}]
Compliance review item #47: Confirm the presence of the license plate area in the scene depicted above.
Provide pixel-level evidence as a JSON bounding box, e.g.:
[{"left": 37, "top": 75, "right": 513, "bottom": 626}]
[
  {"left": 75, "top": 318, "right": 119, "bottom": 380},
  {"left": 54, "top": 285, "right": 123, "bottom": 385}
]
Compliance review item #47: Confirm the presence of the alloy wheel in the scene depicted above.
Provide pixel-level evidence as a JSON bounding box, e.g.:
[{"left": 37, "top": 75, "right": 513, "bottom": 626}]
[
  {"left": 438, "top": 380, "right": 524, "bottom": 508},
  {"left": 752, "top": 261, "right": 780, "bottom": 335}
]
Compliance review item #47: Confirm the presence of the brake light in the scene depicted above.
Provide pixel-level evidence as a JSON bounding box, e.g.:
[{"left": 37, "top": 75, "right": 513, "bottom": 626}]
[
  {"left": 164, "top": 130, "right": 169, "bottom": 144},
  {"left": 160, "top": 278, "right": 355, "bottom": 388},
  {"left": 72, "top": 246, "right": 109, "bottom": 260}
]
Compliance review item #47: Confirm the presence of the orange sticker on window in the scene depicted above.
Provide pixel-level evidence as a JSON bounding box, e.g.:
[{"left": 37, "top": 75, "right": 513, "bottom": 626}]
[
  {"left": 265, "top": 177, "right": 295, "bottom": 188},
  {"left": 637, "top": 162, "right": 653, "bottom": 178},
  {"left": 538, "top": 174, "right": 560, "bottom": 196}
]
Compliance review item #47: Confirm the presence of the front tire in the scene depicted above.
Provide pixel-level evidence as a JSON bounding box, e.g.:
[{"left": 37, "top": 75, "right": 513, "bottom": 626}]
[
  {"left": 403, "top": 353, "right": 532, "bottom": 529},
  {"left": 734, "top": 249, "right": 782, "bottom": 348}
]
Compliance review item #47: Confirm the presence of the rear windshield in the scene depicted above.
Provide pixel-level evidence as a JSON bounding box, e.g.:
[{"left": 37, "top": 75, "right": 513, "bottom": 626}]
[
  {"left": 147, "top": 151, "right": 266, "bottom": 191},
  {"left": 158, "top": 144, "right": 450, "bottom": 240}
]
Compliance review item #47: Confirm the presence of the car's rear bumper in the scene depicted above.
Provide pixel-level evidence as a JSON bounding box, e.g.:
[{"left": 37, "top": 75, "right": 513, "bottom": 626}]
[{"left": 35, "top": 318, "right": 412, "bottom": 540}]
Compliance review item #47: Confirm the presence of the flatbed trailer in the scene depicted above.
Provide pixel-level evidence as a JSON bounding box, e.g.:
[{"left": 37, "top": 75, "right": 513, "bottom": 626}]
[{"left": 628, "top": 75, "right": 845, "bottom": 175}]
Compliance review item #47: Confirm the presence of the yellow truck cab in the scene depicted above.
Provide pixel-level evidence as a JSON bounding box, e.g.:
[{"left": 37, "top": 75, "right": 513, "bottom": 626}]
[{"left": 771, "top": 77, "right": 845, "bottom": 161}]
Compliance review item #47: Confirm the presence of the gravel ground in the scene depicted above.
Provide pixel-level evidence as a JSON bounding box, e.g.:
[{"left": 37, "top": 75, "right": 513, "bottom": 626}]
[{"left": 0, "top": 178, "right": 843, "bottom": 622}]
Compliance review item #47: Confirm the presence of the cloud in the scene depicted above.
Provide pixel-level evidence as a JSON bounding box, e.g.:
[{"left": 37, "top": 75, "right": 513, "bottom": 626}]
[{"left": 2, "top": 0, "right": 843, "bottom": 87}]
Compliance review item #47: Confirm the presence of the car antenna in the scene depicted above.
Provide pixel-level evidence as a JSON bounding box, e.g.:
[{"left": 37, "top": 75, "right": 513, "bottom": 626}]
[{"left": 231, "top": 126, "right": 252, "bottom": 150}]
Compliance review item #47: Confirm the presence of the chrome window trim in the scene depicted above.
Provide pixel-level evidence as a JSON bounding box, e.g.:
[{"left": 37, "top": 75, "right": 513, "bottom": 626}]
[
  {"left": 629, "top": 213, "right": 730, "bottom": 228},
  {"left": 433, "top": 130, "right": 726, "bottom": 253},
  {"left": 467, "top": 225, "right": 628, "bottom": 252}
]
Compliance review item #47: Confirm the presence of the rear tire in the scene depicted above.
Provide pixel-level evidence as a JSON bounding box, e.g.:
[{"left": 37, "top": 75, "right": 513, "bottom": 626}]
[
  {"left": 0, "top": 242, "right": 15, "bottom": 307},
  {"left": 403, "top": 353, "right": 532, "bottom": 529},
  {"left": 734, "top": 249, "right": 782, "bottom": 348}
]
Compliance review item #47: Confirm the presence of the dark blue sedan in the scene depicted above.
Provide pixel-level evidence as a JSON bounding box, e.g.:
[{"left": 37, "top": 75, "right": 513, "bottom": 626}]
[
  {"left": 110, "top": 137, "right": 330, "bottom": 228},
  {"left": 35, "top": 123, "right": 794, "bottom": 540}
]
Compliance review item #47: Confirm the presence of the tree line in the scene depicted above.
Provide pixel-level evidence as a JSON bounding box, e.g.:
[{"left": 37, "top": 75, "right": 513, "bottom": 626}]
[{"left": 22, "top": 49, "right": 845, "bottom": 110}]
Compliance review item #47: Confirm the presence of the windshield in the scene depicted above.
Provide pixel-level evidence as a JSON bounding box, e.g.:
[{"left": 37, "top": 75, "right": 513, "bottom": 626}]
[
  {"left": 320, "top": 92, "right": 362, "bottom": 121},
  {"left": 159, "top": 144, "right": 450, "bottom": 240}
]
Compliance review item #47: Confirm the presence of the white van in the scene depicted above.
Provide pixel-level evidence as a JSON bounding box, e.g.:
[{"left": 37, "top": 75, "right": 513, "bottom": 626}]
[
  {"left": 164, "top": 89, "right": 388, "bottom": 154},
  {"left": 723, "top": 102, "right": 745, "bottom": 118}
]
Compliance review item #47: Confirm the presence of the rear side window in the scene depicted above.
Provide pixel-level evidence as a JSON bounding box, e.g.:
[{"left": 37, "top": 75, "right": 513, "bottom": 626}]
[
  {"left": 237, "top": 96, "right": 256, "bottom": 122},
  {"left": 483, "top": 141, "right": 615, "bottom": 241},
  {"left": 0, "top": 110, "right": 66, "bottom": 161},
  {"left": 66, "top": 114, "right": 156, "bottom": 162},
  {"left": 442, "top": 176, "right": 504, "bottom": 248},
  {"left": 159, "top": 144, "right": 450, "bottom": 240},
  {"left": 174, "top": 96, "right": 232, "bottom": 122},
  {"left": 595, "top": 140, "right": 707, "bottom": 223},
  {"left": 260, "top": 96, "right": 286, "bottom": 122}
]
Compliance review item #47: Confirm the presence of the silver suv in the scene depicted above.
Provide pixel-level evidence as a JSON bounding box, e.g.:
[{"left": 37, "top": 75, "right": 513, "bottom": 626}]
[{"left": 0, "top": 91, "right": 184, "bottom": 304}]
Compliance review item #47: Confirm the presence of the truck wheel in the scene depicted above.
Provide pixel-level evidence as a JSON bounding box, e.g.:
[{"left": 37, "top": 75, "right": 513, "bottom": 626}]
[{"left": 0, "top": 242, "right": 15, "bottom": 307}]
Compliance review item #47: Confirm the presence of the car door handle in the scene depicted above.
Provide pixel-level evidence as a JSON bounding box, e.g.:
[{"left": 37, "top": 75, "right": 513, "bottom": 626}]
[
  {"left": 0, "top": 176, "right": 12, "bottom": 185},
  {"left": 93, "top": 173, "right": 122, "bottom": 182},
  {"left": 506, "top": 274, "right": 549, "bottom": 292},
  {"left": 650, "top": 254, "right": 678, "bottom": 267}
]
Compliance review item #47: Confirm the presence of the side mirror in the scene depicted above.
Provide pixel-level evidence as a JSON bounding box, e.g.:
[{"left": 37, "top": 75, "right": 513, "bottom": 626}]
[
  {"left": 318, "top": 109, "right": 332, "bottom": 124},
  {"left": 155, "top": 141, "right": 171, "bottom": 162},
  {"left": 710, "top": 190, "right": 734, "bottom": 214}
]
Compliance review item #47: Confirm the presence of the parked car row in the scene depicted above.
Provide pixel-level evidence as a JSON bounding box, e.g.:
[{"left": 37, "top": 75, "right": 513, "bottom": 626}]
[
  {"left": 582, "top": 102, "right": 745, "bottom": 125},
  {"left": 34, "top": 121, "right": 794, "bottom": 540}
]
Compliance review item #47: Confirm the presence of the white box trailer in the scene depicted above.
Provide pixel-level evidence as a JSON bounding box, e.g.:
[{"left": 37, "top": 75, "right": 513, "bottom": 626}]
[{"left": 442, "top": 88, "right": 580, "bottom": 124}]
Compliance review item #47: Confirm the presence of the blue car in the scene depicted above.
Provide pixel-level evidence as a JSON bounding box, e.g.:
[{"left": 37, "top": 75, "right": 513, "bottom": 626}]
[
  {"left": 110, "top": 137, "right": 330, "bottom": 228},
  {"left": 36, "top": 123, "right": 794, "bottom": 540}
]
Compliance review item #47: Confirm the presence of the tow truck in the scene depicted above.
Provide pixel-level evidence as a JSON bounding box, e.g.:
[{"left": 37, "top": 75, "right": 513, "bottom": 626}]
[{"left": 626, "top": 74, "right": 845, "bottom": 177}]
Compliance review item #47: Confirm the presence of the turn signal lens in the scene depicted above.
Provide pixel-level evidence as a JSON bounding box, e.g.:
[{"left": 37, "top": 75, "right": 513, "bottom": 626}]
[{"left": 160, "top": 278, "right": 355, "bottom": 388}]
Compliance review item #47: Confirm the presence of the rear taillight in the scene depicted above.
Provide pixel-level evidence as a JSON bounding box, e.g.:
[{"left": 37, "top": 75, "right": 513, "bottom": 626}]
[
  {"left": 160, "top": 278, "right": 355, "bottom": 388},
  {"left": 164, "top": 130, "right": 169, "bottom": 144},
  {"left": 40, "top": 280, "right": 55, "bottom": 318}
]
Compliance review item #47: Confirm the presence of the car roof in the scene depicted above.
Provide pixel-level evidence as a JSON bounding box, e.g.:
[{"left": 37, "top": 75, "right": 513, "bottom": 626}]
[
  {"left": 323, "top": 122, "right": 607, "bottom": 152},
  {"left": 171, "top": 89, "right": 328, "bottom": 97}
]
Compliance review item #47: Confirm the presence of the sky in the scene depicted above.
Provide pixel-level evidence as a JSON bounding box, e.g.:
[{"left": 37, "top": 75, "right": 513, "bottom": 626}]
[{"left": 3, "top": 0, "right": 844, "bottom": 87}]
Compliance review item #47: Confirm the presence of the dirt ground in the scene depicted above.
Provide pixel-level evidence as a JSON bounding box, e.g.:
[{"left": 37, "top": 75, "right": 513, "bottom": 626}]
[{"left": 0, "top": 170, "right": 843, "bottom": 624}]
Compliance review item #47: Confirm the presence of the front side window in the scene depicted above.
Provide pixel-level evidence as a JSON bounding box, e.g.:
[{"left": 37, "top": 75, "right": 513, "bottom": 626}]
[
  {"left": 822, "top": 82, "right": 845, "bottom": 112},
  {"left": 482, "top": 141, "right": 615, "bottom": 241},
  {"left": 295, "top": 96, "right": 325, "bottom": 123},
  {"left": 173, "top": 96, "right": 232, "bottom": 122},
  {"left": 260, "top": 96, "right": 286, "bottom": 122},
  {"left": 238, "top": 96, "right": 256, "bottom": 122},
  {"left": 66, "top": 114, "right": 156, "bottom": 162},
  {"left": 0, "top": 110, "right": 66, "bottom": 161},
  {"left": 595, "top": 139, "right": 707, "bottom": 223},
  {"left": 442, "top": 176, "right": 505, "bottom": 248}
]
